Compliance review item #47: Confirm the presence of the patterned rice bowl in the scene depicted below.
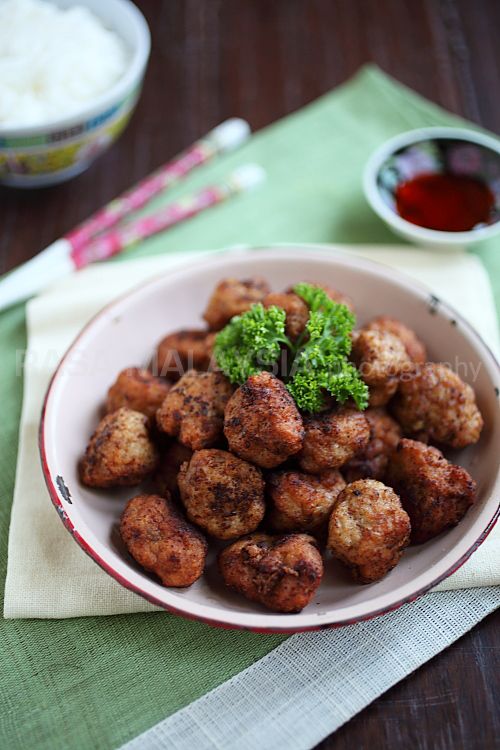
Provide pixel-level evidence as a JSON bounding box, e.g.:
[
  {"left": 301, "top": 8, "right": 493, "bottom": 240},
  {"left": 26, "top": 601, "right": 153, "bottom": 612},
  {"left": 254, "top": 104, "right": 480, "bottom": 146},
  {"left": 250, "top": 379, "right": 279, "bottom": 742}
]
[{"left": 0, "top": 0, "right": 150, "bottom": 188}]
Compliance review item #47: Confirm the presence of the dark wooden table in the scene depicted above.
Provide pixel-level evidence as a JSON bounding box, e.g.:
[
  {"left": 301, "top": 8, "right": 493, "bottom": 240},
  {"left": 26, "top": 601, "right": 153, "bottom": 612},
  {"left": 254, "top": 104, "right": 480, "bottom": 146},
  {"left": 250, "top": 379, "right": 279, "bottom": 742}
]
[{"left": 1, "top": 1, "right": 499, "bottom": 748}]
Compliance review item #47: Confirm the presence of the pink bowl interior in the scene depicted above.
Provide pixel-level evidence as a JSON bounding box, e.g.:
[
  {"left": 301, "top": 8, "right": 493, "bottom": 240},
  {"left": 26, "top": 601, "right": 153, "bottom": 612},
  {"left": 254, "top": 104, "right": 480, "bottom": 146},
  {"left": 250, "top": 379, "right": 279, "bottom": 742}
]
[{"left": 41, "top": 247, "right": 500, "bottom": 631}]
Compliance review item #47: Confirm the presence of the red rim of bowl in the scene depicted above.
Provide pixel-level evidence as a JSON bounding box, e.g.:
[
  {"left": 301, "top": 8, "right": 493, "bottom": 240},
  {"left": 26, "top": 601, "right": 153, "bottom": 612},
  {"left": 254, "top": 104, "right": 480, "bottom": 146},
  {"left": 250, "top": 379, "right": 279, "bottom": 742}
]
[{"left": 38, "top": 246, "right": 500, "bottom": 633}]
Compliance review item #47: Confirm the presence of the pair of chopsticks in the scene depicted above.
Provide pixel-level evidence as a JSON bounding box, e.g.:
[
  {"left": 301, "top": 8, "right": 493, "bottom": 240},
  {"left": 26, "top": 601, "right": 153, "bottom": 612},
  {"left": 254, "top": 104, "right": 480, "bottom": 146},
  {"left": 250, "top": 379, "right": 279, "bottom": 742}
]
[{"left": 0, "top": 118, "right": 265, "bottom": 311}]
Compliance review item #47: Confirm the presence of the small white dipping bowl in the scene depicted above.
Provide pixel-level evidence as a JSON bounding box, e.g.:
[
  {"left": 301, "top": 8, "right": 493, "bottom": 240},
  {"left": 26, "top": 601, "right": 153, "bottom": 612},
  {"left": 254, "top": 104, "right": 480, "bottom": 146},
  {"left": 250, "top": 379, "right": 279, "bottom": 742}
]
[
  {"left": 40, "top": 246, "right": 500, "bottom": 633},
  {"left": 363, "top": 127, "right": 500, "bottom": 248},
  {"left": 0, "top": 0, "right": 150, "bottom": 188}
]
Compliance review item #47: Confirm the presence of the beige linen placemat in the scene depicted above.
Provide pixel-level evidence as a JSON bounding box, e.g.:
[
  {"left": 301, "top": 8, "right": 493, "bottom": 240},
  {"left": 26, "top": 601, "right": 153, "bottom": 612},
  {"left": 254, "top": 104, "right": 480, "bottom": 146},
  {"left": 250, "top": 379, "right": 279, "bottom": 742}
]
[{"left": 4, "top": 245, "right": 500, "bottom": 619}]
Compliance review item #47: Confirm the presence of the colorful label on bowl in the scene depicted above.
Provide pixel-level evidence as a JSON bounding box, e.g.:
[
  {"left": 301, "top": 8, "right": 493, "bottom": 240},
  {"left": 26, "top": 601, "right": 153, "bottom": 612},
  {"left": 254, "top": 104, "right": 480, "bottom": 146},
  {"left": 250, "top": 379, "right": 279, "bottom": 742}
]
[{"left": 0, "top": 88, "right": 139, "bottom": 182}]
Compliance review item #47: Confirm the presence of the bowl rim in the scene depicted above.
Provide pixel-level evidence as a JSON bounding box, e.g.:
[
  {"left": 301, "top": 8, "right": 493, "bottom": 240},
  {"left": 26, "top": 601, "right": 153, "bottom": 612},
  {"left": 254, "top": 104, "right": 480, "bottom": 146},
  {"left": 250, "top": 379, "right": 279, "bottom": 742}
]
[
  {"left": 39, "top": 245, "right": 500, "bottom": 632},
  {"left": 0, "top": 0, "right": 151, "bottom": 138},
  {"left": 363, "top": 126, "right": 500, "bottom": 244}
]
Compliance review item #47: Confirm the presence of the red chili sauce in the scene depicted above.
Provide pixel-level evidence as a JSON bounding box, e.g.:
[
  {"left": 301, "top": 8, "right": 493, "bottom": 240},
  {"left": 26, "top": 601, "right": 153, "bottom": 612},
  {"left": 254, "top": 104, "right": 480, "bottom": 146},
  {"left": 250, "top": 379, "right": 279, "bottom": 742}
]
[{"left": 395, "top": 173, "right": 494, "bottom": 232}]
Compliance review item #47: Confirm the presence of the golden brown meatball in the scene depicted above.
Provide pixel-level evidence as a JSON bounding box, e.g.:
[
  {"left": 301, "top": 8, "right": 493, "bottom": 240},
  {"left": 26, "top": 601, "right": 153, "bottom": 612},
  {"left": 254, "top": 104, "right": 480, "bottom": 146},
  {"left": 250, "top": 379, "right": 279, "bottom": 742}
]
[
  {"left": 120, "top": 494, "right": 207, "bottom": 587},
  {"left": 178, "top": 449, "right": 265, "bottom": 539},
  {"left": 385, "top": 439, "right": 477, "bottom": 543},
  {"left": 224, "top": 371, "right": 304, "bottom": 469},
  {"left": 351, "top": 330, "right": 411, "bottom": 407},
  {"left": 286, "top": 282, "right": 355, "bottom": 313},
  {"left": 327, "top": 479, "right": 410, "bottom": 583},
  {"left": 156, "top": 370, "right": 233, "bottom": 450},
  {"left": 342, "top": 407, "right": 402, "bottom": 482},
  {"left": 203, "top": 277, "right": 271, "bottom": 330},
  {"left": 80, "top": 408, "right": 159, "bottom": 488},
  {"left": 365, "top": 316, "right": 427, "bottom": 364},
  {"left": 155, "top": 329, "right": 215, "bottom": 381},
  {"left": 105, "top": 367, "right": 171, "bottom": 421},
  {"left": 317, "top": 283, "right": 355, "bottom": 313},
  {"left": 267, "top": 469, "right": 346, "bottom": 533},
  {"left": 298, "top": 407, "right": 370, "bottom": 474},
  {"left": 366, "top": 381, "right": 399, "bottom": 407},
  {"left": 218, "top": 533, "right": 323, "bottom": 613},
  {"left": 152, "top": 442, "right": 193, "bottom": 499},
  {"left": 263, "top": 292, "right": 310, "bottom": 341},
  {"left": 391, "top": 363, "right": 483, "bottom": 449}
]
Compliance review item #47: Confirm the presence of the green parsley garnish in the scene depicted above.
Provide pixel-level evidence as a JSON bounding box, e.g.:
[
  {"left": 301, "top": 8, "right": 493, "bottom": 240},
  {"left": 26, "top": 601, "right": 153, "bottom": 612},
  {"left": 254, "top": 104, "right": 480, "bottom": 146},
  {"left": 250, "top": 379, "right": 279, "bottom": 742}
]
[
  {"left": 214, "top": 283, "right": 369, "bottom": 413},
  {"left": 213, "top": 303, "right": 291, "bottom": 385},
  {"left": 288, "top": 283, "right": 368, "bottom": 412}
]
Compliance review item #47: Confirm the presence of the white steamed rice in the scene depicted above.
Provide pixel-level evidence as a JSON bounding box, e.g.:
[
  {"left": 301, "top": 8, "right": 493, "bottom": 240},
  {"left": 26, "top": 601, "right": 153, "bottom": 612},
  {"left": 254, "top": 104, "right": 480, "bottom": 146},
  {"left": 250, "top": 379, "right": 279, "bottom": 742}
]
[{"left": 0, "top": 0, "right": 128, "bottom": 128}]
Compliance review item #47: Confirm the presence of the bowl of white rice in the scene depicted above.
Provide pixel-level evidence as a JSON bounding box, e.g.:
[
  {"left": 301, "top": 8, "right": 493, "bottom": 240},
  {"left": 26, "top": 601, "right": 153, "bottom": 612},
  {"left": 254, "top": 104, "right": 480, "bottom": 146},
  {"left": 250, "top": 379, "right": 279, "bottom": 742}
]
[{"left": 0, "top": 0, "right": 150, "bottom": 187}]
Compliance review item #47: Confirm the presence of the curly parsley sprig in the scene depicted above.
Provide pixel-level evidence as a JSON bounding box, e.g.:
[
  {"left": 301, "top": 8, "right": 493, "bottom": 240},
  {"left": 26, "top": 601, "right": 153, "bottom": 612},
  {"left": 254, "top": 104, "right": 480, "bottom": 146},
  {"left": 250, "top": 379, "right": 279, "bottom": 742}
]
[
  {"left": 213, "top": 283, "right": 369, "bottom": 413},
  {"left": 288, "top": 284, "right": 368, "bottom": 412},
  {"left": 213, "top": 303, "right": 291, "bottom": 385}
]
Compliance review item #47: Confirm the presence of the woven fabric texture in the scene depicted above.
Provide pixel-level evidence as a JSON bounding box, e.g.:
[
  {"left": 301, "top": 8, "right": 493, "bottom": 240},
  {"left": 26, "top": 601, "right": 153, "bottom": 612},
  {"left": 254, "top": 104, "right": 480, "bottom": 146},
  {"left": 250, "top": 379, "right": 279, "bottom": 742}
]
[{"left": 120, "top": 587, "right": 500, "bottom": 750}]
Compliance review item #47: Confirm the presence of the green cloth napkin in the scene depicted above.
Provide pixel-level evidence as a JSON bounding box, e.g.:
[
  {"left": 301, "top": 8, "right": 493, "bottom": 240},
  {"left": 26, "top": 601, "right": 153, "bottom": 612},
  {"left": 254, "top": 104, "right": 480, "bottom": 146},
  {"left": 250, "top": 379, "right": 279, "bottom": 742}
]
[{"left": 0, "top": 65, "right": 498, "bottom": 750}]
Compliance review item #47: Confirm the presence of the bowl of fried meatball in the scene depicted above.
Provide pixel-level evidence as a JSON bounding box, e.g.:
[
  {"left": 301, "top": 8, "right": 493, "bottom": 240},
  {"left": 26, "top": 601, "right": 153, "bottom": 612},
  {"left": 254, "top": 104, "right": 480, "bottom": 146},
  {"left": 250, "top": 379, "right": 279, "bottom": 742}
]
[{"left": 40, "top": 246, "right": 500, "bottom": 632}]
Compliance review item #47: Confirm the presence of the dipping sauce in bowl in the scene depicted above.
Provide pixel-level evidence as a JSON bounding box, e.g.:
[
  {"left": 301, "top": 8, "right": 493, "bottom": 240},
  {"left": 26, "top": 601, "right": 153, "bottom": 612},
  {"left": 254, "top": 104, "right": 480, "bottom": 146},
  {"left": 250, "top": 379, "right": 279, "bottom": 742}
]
[
  {"left": 363, "top": 127, "right": 500, "bottom": 247},
  {"left": 395, "top": 173, "right": 495, "bottom": 232}
]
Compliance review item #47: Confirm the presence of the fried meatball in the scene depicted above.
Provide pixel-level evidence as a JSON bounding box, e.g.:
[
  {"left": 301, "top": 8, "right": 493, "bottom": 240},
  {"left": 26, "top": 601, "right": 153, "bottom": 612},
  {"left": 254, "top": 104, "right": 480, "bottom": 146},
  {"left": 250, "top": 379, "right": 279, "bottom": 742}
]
[
  {"left": 263, "top": 291, "right": 310, "bottom": 341},
  {"left": 105, "top": 367, "right": 171, "bottom": 421},
  {"left": 318, "top": 283, "right": 355, "bottom": 313},
  {"left": 178, "top": 449, "right": 265, "bottom": 539},
  {"left": 155, "top": 329, "right": 215, "bottom": 381},
  {"left": 156, "top": 370, "right": 233, "bottom": 450},
  {"left": 224, "top": 371, "right": 304, "bottom": 469},
  {"left": 268, "top": 469, "right": 346, "bottom": 533},
  {"left": 391, "top": 363, "right": 483, "bottom": 449},
  {"left": 286, "top": 282, "right": 355, "bottom": 313},
  {"left": 385, "top": 439, "right": 477, "bottom": 543},
  {"left": 120, "top": 494, "right": 207, "bottom": 586},
  {"left": 365, "top": 316, "right": 427, "bottom": 364},
  {"left": 366, "top": 381, "right": 399, "bottom": 407},
  {"left": 203, "top": 277, "right": 271, "bottom": 330},
  {"left": 342, "top": 407, "right": 402, "bottom": 482},
  {"left": 298, "top": 407, "right": 370, "bottom": 474},
  {"left": 153, "top": 441, "right": 193, "bottom": 499},
  {"left": 218, "top": 533, "right": 323, "bottom": 613},
  {"left": 80, "top": 408, "right": 159, "bottom": 488},
  {"left": 351, "top": 330, "right": 411, "bottom": 406},
  {"left": 327, "top": 479, "right": 410, "bottom": 583}
]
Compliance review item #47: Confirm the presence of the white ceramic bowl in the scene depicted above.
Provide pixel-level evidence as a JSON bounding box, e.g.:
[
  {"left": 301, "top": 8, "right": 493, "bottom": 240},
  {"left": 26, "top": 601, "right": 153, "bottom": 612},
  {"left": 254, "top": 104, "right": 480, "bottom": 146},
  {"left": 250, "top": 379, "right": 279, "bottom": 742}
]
[
  {"left": 363, "top": 127, "right": 500, "bottom": 248},
  {"left": 0, "top": 0, "right": 150, "bottom": 188},
  {"left": 40, "top": 247, "right": 500, "bottom": 632}
]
